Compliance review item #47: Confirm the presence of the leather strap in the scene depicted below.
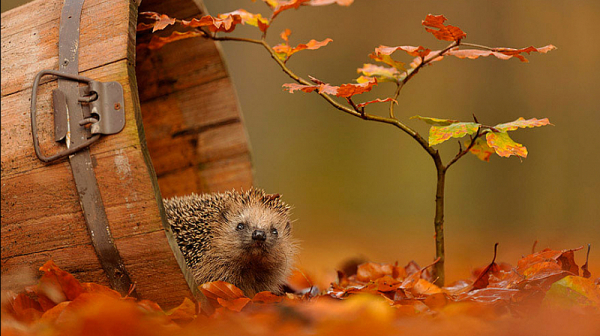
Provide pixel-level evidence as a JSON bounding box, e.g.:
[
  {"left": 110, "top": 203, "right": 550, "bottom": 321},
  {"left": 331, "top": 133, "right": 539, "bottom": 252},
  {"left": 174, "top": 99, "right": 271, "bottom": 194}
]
[{"left": 58, "top": 0, "right": 137, "bottom": 297}]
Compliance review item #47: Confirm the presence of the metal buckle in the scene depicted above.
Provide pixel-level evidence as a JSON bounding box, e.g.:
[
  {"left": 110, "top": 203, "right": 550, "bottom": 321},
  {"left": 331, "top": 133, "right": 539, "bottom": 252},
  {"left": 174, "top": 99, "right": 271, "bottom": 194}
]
[{"left": 30, "top": 69, "right": 125, "bottom": 163}]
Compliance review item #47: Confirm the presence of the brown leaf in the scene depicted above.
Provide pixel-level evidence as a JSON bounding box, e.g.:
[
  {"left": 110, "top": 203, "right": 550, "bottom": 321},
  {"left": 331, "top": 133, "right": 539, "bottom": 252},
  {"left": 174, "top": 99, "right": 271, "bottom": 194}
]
[
  {"left": 356, "top": 262, "right": 403, "bottom": 282},
  {"left": 472, "top": 243, "right": 500, "bottom": 290},
  {"left": 422, "top": 14, "right": 466, "bottom": 41},
  {"left": 517, "top": 247, "right": 583, "bottom": 277}
]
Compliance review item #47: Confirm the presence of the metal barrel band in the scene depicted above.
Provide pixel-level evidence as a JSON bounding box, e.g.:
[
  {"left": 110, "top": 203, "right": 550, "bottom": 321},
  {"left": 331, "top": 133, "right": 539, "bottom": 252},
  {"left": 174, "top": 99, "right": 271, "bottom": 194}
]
[{"left": 30, "top": 70, "right": 100, "bottom": 163}]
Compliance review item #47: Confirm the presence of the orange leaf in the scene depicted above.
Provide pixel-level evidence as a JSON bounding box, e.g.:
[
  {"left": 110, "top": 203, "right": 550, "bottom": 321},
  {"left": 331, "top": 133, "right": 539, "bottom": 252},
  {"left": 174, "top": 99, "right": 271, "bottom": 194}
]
[
  {"left": 494, "top": 117, "right": 552, "bottom": 132},
  {"left": 467, "top": 136, "right": 495, "bottom": 162},
  {"left": 38, "top": 260, "right": 84, "bottom": 303},
  {"left": 200, "top": 281, "right": 248, "bottom": 310},
  {"left": 216, "top": 297, "right": 251, "bottom": 312},
  {"left": 272, "top": 0, "right": 312, "bottom": 19},
  {"left": 472, "top": 243, "right": 500, "bottom": 290},
  {"left": 336, "top": 78, "right": 378, "bottom": 97},
  {"left": 141, "top": 31, "right": 204, "bottom": 50},
  {"left": 446, "top": 45, "right": 557, "bottom": 63},
  {"left": 252, "top": 291, "right": 284, "bottom": 304},
  {"left": 219, "top": 9, "right": 270, "bottom": 32},
  {"left": 273, "top": 29, "right": 332, "bottom": 61},
  {"left": 10, "top": 293, "right": 44, "bottom": 323},
  {"left": 286, "top": 269, "right": 314, "bottom": 293},
  {"left": 81, "top": 283, "right": 121, "bottom": 299},
  {"left": 356, "top": 262, "right": 401, "bottom": 282},
  {"left": 356, "top": 98, "right": 396, "bottom": 108},
  {"left": 485, "top": 132, "right": 527, "bottom": 158},
  {"left": 166, "top": 297, "right": 197, "bottom": 325},
  {"left": 422, "top": 14, "right": 466, "bottom": 41},
  {"left": 308, "top": 0, "right": 354, "bottom": 5},
  {"left": 375, "top": 45, "right": 431, "bottom": 58},
  {"left": 283, "top": 77, "right": 377, "bottom": 98},
  {"left": 139, "top": 12, "right": 176, "bottom": 32},
  {"left": 39, "top": 301, "right": 69, "bottom": 323},
  {"left": 181, "top": 14, "right": 243, "bottom": 33}
]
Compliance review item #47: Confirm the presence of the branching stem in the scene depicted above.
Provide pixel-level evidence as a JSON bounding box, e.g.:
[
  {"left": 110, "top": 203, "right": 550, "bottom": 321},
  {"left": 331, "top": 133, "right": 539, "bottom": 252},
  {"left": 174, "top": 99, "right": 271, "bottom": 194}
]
[{"left": 206, "top": 32, "right": 474, "bottom": 286}]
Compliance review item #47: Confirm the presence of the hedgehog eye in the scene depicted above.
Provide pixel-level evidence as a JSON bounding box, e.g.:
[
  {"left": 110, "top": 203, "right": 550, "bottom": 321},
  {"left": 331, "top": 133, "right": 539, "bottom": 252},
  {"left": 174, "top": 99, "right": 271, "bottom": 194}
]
[
  {"left": 236, "top": 223, "right": 245, "bottom": 231},
  {"left": 271, "top": 228, "right": 278, "bottom": 235}
]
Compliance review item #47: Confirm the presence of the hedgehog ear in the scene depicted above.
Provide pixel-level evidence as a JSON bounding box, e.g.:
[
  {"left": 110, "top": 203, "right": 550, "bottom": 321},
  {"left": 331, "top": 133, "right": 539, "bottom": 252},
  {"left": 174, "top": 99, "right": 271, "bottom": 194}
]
[
  {"left": 219, "top": 203, "right": 231, "bottom": 222},
  {"left": 285, "top": 221, "right": 292, "bottom": 234}
]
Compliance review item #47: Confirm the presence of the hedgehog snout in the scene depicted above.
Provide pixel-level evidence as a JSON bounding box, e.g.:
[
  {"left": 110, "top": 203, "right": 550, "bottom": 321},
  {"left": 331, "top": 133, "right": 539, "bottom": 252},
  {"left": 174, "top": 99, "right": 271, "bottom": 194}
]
[{"left": 252, "top": 230, "right": 267, "bottom": 241}]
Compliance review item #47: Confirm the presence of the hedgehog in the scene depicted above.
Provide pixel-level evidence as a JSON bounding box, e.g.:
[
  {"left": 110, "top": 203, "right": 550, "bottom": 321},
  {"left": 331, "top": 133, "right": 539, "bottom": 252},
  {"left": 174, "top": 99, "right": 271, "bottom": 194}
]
[{"left": 163, "top": 188, "right": 297, "bottom": 296}]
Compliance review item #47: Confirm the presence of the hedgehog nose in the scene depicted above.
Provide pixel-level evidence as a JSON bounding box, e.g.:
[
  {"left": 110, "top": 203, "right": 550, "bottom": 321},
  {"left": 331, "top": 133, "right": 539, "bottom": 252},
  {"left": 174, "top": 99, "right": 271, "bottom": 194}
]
[{"left": 252, "top": 230, "right": 267, "bottom": 241}]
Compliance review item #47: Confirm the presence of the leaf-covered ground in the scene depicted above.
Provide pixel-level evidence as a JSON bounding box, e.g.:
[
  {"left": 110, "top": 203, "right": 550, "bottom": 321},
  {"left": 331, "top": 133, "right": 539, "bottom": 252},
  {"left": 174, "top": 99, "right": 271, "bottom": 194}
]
[{"left": 2, "top": 246, "right": 599, "bottom": 336}]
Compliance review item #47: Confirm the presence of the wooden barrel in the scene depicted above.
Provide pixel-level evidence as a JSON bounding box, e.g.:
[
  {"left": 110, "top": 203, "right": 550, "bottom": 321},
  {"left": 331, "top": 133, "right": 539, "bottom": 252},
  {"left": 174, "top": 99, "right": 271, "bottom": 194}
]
[{"left": 1, "top": 0, "right": 253, "bottom": 308}]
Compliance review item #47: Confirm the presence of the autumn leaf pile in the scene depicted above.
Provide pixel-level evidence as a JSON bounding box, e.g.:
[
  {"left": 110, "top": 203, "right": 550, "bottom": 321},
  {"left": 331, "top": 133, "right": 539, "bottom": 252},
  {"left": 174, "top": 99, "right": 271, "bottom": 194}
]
[{"left": 2, "top": 246, "right": 599, "bottom": 336}]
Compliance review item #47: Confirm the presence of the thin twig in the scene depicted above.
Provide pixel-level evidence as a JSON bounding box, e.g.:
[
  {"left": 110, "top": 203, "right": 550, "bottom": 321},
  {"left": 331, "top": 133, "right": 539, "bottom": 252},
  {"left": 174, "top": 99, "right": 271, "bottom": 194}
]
[
  {"left": 212, "top": 36, "right": 264, "bottom": 45},
  {"left": 389, "top": 83, "right": 403, "bottom": 119},
  {"left": 444, "top": 127, "right": 483, "bottom": 171}
]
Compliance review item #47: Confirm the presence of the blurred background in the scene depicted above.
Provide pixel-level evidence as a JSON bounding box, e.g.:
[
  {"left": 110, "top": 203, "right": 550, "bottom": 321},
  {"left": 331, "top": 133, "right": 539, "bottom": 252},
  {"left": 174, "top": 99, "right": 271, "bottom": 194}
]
[{"left": 4, "top": 0, "right": 598, "bottom": 282}]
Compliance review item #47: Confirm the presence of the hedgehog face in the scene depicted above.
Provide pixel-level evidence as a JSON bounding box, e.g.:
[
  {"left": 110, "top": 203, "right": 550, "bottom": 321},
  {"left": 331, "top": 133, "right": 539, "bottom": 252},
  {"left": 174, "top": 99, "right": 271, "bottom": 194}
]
[{"left": 214, "top": 203, "right": 294, "bottom": 266}]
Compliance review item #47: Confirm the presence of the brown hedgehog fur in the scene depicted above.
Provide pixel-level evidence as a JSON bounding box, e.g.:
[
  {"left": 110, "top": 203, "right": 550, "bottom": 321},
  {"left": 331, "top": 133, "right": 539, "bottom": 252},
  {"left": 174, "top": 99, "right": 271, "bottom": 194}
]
[{"left": 163, "top": 188, "right": 297, "bottom": 296}]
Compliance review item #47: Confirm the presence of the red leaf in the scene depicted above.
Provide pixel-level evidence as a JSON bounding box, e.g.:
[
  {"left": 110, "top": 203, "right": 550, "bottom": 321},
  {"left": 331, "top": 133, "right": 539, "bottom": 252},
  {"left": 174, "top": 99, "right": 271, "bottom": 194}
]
[{"left": 422, "top": 14, "right": 466, "bottom": 41}]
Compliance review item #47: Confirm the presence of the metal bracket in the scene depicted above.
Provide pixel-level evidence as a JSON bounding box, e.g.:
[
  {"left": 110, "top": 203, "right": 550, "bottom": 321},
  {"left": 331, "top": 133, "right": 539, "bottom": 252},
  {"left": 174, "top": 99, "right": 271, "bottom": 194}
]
[{"left": 31, "top": 70, "right": 125, "bottom": 163}]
